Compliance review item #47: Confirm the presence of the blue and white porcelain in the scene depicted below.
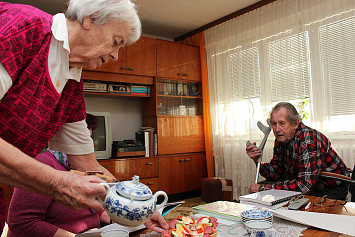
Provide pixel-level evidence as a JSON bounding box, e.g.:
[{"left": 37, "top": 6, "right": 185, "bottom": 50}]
[
  {"left": 241, "top": 209, "right": 273, "bottom": 224},
  {"left": 241, "top": 209, "right": 273, "bottom": 220},
  {"left": 244, "top": 220, "right": 279, "bottom": 237},
  {"left": 99, "top": 175, "right": 168, "bottom": 226}
]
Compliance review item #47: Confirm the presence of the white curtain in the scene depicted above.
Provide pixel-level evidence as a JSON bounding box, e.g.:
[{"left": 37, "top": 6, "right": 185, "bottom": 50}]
[{"left": 204, "top": 0, "right": 355, "bottom": 200}]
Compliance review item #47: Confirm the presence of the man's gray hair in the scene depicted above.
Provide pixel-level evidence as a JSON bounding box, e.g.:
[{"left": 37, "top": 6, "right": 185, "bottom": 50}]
[
  {"left": 65, "top": 0, "right": 141, "bottom": 44},
  {"left": 269, "top": 102, "right": 302, "bottom": 123}
]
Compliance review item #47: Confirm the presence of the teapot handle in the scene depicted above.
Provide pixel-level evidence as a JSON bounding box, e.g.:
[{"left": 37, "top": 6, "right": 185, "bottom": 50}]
[
  {"left": 153, "top": 191, "right": 168, "bottom": 210},
  {"left": 97, "top": 183, "right": 111, "bottom": 205}
]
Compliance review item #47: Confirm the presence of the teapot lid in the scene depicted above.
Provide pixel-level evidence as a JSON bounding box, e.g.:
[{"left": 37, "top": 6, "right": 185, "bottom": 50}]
[{"left": 115, "top": 175, "right": 152, "bottom": 200}]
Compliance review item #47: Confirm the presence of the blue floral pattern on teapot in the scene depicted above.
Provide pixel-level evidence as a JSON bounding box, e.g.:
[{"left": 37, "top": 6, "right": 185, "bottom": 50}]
[{"left": 98, "top": 176, "right": 168, "bottom": 227}]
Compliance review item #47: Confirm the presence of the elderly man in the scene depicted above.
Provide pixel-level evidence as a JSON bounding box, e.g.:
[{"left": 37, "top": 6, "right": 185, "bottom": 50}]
[{"left": 246, "top": 102, "right": 349, "bottom": 200}]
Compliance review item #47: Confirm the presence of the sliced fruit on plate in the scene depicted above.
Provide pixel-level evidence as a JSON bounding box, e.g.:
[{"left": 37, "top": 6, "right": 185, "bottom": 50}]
[{"left": 163, "top": 216, "right": 218, "bottom": 237}]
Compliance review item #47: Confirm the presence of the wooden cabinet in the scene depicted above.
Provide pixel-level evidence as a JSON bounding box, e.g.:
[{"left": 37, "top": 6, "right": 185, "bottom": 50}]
[
  {"left": 159, "top": 152, "right": 207, "bottom": 195},
  {"left": 142, "top": 78, "right": 204, "bottom": 155},
  {"left": 157, "top": 39, "right": 201, "bottom": 81},
  {"left": 157, "top": 116, "right": 205, "bottom": 154},
  {"left": 99, "top": 157, "right": 159, "bottom": 193},
  {"left": 94, "top": 36, "right": 156, "bottom": 76}
]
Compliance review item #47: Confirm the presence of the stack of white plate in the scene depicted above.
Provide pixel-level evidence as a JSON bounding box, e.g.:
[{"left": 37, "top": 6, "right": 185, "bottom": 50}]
[{"left": 240, "top": 209, "right": 273, "bottom": 224}]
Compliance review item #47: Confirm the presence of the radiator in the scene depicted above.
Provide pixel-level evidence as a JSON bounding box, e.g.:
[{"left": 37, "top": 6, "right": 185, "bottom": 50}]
[{"left": 331, "top": 139, "right": 355, "bottom": 170}]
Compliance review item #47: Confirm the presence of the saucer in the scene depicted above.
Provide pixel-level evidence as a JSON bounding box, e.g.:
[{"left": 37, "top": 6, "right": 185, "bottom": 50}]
[
  {"left": 241, "top": 209, "right": 273, "bottom": 220},
  {"left": 241, "top": 209, "right": 273, "bottom": 224}
]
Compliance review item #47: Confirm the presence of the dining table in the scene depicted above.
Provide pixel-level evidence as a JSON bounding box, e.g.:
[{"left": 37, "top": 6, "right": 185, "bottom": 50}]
[{"left": 129, "top": 195, "right": 355, "bottom": 237}]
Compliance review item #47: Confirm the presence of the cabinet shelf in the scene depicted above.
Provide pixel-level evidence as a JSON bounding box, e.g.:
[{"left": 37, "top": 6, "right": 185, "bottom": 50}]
[
  {"left": 157, "top": 95, "right": 202, "bottom": 99},
  {"left": 84, "top": 92, "right": 151, "bottom": 98},
  {"left": 157, "top": 115, "right": 203, "bottom": 118}
]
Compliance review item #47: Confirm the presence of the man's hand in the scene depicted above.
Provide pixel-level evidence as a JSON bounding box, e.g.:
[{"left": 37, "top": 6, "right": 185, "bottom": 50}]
[
  {"left": 249, "top": 183, "right": 261, "bottom": 193},
  {"left": 246, "top": 142, "right": 261, "bottom": 164},
  {"left": 144, "top": 211, "right": 169, "bottom": 233}
]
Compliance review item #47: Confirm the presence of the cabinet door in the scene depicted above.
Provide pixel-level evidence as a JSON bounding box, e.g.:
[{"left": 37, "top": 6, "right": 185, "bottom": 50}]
[
  {"left": 157, "top": 40, "right": 182, "bottom": 79},
  {"left": 182, "top": 44, "right": 201, "bottom": 81},
  {"left": 99, "top": 158, "right": 158, "bottom": 181},
  {"left": 93, "top": 36, "right": 156, "bottom": 76},
  {"left": 157, "top": 116, "right": 205, "bottom": 155},
  {"left": 159, "top": 155, "right": 186, "bottom": 194},
  {"left": 126, "top": 36, "right": 156, "bottom": 76},
  {"left": 93, "top": 47, "right": 127, "bottom": 73},
  {"left": 184, "top": 153, "right": 207, "bottom": 191}
]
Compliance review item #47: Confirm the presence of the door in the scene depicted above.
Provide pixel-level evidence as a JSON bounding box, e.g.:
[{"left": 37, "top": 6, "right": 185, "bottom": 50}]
[
  {"left": 157, "top": 40, "right": 182, "bottom": 79},
  {"left": 159, "top": 155, "right": 186, "bottom": 194},
  {"left": 126, "top": 36, "right": 156, "bottom": 76},
  {"left": 182, "top": 44, "right": 201, "bottom": 81},
  {"left": 184, "top": 152, "right": 207, "bottom": 191}
]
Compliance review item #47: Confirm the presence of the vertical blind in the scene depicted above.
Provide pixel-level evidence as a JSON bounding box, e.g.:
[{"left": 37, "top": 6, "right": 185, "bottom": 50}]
[{"left": 319, "top": 16, "right": 355, "bottom": 116}]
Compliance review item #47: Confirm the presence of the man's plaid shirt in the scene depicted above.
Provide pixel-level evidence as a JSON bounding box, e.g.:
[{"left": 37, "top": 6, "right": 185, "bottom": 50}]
[{"left": 260, "top": 122, "right": 349, "bottom": 194}]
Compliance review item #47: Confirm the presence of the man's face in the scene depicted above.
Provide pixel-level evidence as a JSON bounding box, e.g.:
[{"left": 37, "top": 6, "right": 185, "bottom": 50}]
[{"left": 271, "top": 107, "right": 299, "bottom": 143}]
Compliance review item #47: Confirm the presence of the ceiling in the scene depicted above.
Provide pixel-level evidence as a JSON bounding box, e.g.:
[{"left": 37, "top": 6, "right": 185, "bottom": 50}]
[{"left": 4, "top": 0, "right": 261, "bottom": 41}]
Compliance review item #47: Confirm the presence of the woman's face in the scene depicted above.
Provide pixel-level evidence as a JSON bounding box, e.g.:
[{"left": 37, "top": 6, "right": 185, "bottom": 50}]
[{"left": 69, "top": 17, "right": 131, "bottom": 69}]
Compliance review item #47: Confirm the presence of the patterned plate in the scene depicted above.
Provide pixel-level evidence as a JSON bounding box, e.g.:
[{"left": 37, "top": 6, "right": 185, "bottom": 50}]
[
  {"left": 241, "top": 216, "right": 273, "bottom": 224},
  {"left": 240, "top": 209, "right": 273, "bottom": 221}
]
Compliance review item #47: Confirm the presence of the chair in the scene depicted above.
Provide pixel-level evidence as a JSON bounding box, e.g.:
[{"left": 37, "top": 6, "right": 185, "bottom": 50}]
[{"left": 319, "top": 166, "right": 355, "bottom": 202}]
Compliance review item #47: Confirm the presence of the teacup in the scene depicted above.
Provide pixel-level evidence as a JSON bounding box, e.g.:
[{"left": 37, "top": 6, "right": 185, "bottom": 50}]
[
  {"left": 101, "top": 229, "right": 129, "bottom": 237},
  {"left": 244, "top": 220, "right": 278, "bottom": 237}
]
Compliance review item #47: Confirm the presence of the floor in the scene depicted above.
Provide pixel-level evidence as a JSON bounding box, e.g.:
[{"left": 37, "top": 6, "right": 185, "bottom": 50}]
[{"left": 163, "top": 196, "right": 206, "bottom": 222}]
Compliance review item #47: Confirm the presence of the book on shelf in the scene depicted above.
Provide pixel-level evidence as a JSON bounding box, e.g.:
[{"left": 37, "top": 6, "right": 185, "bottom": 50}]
[
  {"left": 144, "top": 131, "right": 149, "bottom": 157},
  {"left": 131, "top": 85, "right": 151, "bottom": 94},
  {"left": 239, "top": 189, "right": 302, "bottom": 206},
  {"left": 192, "top": 201, "right": 258, "bottom": 222},
  {"left": 136, "top": 127, "right": 156, "bottom": 157}
]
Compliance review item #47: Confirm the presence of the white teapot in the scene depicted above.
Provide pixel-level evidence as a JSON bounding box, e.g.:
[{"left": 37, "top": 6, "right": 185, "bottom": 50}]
[{"left": 99, "top": 175, "right": 168, "bottom": 226}]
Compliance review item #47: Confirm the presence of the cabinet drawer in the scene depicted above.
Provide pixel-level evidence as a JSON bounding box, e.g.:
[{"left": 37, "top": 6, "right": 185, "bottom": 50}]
[
  {"left": 99, "top": 158, "right": 158, "bottom": 181},
  {"left": 140, "top": 178, "right": 159, "bottom": 194},
  {"left": 135, "top": 158, "right": 159, "bottom": 179}
]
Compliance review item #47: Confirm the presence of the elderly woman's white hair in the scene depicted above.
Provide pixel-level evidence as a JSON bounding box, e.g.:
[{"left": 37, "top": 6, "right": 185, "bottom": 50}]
[{"left": 65, "top": 0, "right": 141, "bottom": 44}]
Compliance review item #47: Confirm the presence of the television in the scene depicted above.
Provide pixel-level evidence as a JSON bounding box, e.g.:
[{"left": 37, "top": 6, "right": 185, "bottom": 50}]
[{"left": 87, "top": 111, "right": 112, "bottom": 159}]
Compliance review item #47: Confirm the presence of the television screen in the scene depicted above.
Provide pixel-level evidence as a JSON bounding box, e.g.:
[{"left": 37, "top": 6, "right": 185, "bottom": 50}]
[
  {"left": 87, "top": 112, "right": 111, "bottom": 159},
  {"left": 92, "top": 116, "right": 106, "bottom": 151}
]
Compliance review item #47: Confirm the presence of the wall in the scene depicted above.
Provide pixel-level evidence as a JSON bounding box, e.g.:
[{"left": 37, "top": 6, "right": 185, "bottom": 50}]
[{"left": 85, "top": 96, "right": 142, "bottom": 141}]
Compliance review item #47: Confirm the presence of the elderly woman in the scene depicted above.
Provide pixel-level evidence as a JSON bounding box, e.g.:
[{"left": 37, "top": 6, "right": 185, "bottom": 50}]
[{"left": 0, "top": 0, "right": 168, "bottom": 234}]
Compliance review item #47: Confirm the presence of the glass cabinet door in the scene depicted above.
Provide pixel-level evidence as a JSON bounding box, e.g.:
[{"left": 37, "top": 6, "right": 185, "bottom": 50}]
[{"left": 156, "top": 79, "right": 202, "bottom": 116}]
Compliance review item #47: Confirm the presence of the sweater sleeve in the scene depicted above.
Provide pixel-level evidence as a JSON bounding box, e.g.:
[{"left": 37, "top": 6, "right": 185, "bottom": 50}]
[
  {"left": 7, "top": 188, "right": 59, "bottom": 237},
  {"left": 7, "top": 151, "right": 65, "bottom": 237}
]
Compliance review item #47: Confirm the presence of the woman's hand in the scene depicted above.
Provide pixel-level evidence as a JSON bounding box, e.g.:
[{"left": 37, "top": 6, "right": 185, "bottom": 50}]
[
  {"left": 49, "top": 171, "right": 107, "bottom": 212},
  {"left": 144, "top": 211, "right": 169, "bottom": 233}
]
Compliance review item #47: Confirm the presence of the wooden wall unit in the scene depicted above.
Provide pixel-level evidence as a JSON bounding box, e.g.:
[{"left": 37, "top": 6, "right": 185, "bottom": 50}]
[
  {"left": 89, "top": 37, "right": 207, "bottom": 196},
  {"left": 157, "top": 39, "right": 201, "bottom": 81}
]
